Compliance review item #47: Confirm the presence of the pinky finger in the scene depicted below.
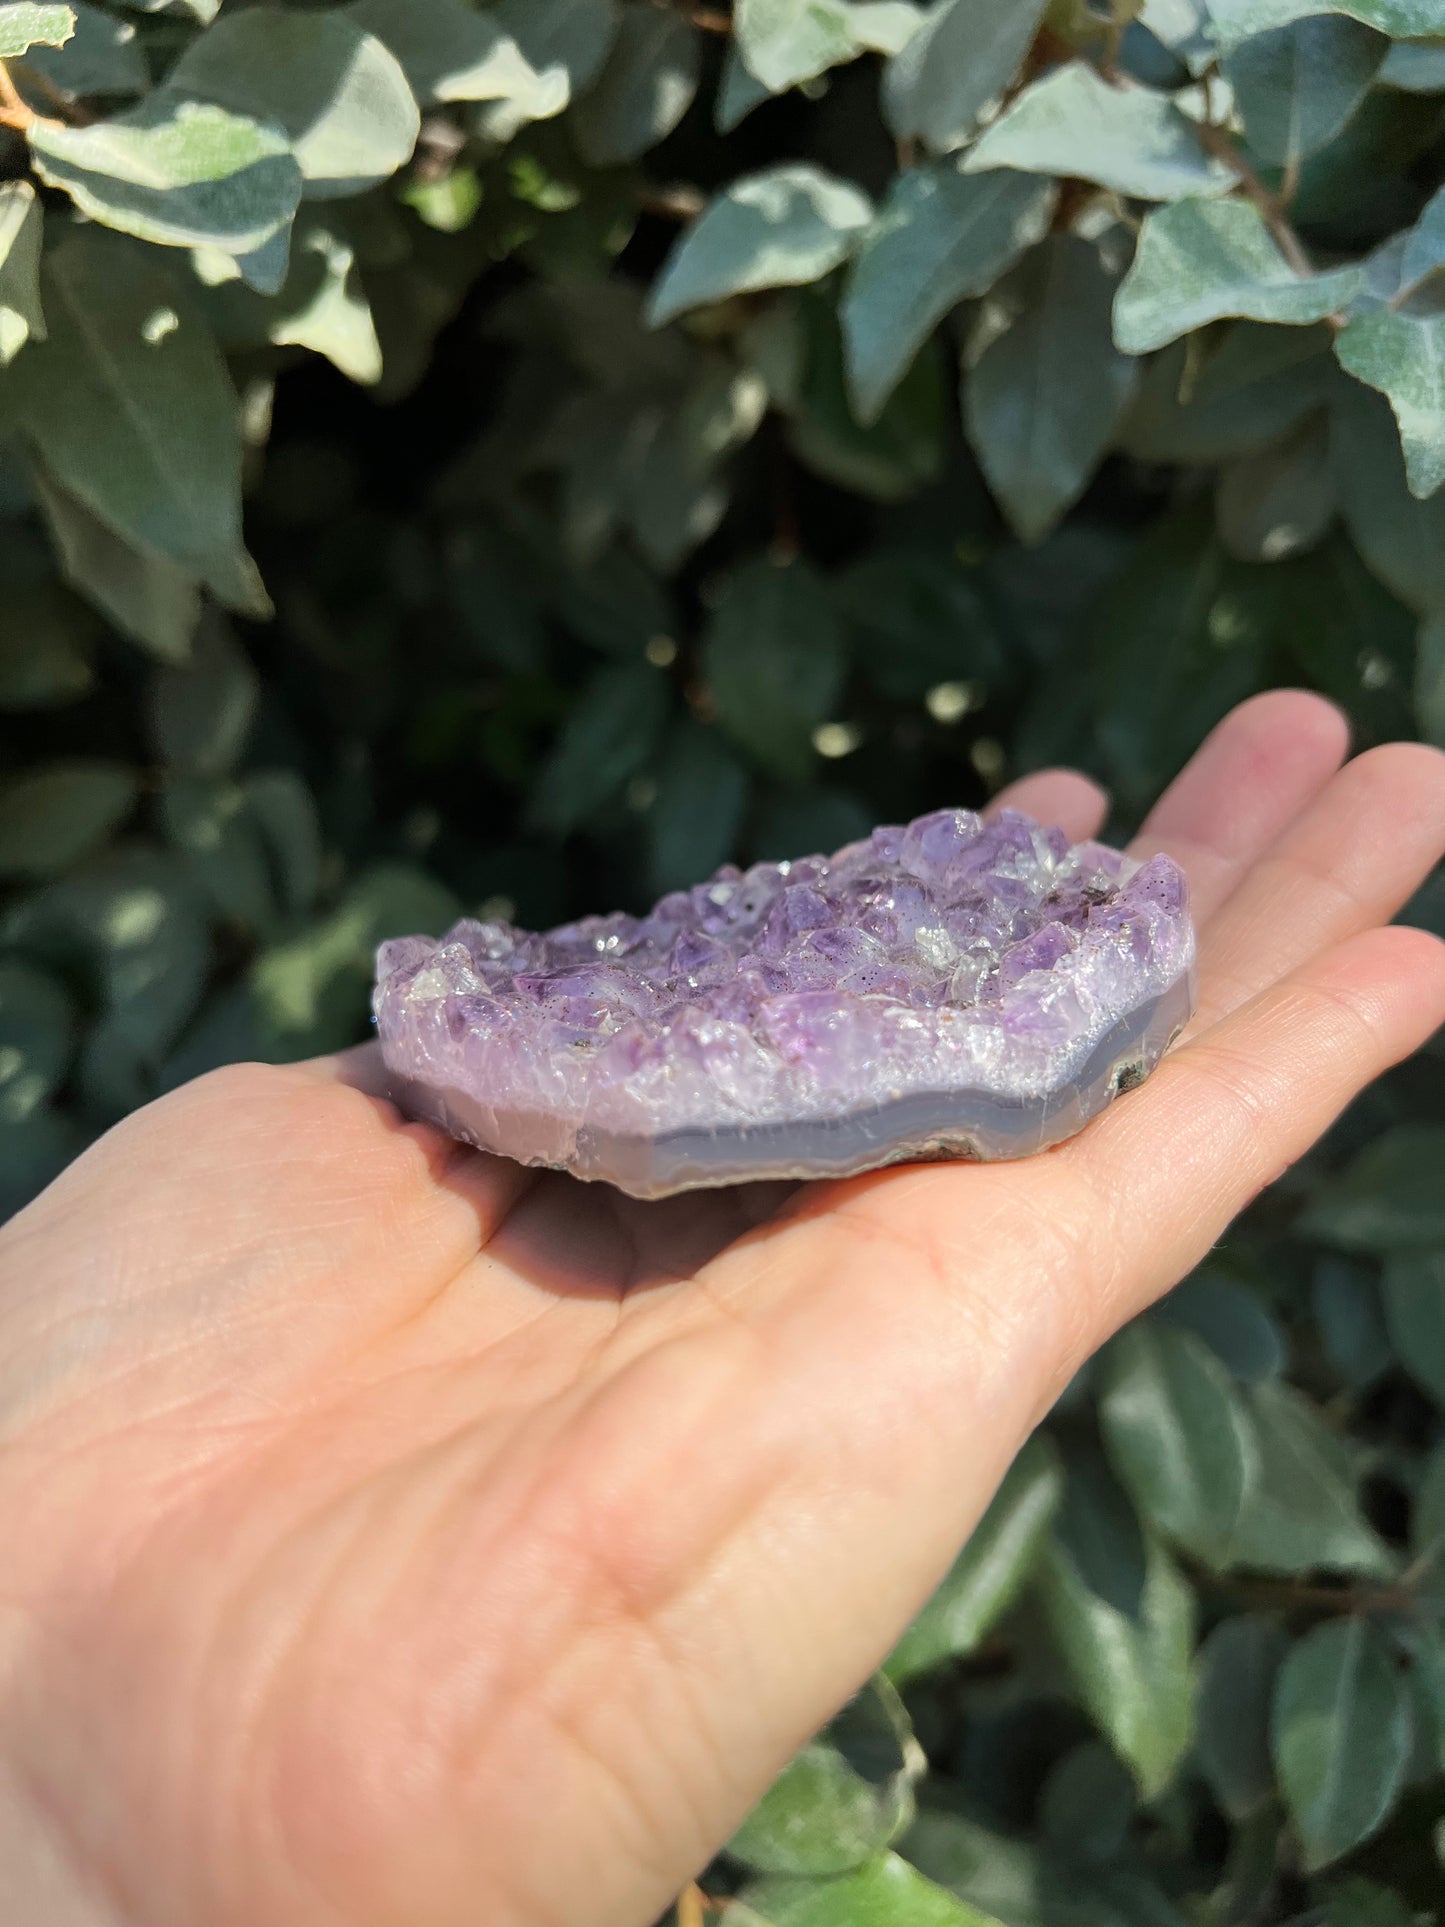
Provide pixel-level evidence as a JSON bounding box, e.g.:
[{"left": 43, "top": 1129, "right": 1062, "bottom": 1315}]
[{"left": 1050, "top": 923, "right": 1445, "bottom": 1351}]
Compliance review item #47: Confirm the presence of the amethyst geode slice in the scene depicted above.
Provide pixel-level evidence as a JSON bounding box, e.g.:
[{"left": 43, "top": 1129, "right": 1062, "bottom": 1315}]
[{"left": 373, "top": 809, "right": 1195, "bottom": 1199}]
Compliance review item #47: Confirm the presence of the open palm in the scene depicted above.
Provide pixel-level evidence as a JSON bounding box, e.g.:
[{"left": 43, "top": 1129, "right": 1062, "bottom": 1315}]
[{"left": 1, "top": 693, "right": 1443, "bottom": 1927}]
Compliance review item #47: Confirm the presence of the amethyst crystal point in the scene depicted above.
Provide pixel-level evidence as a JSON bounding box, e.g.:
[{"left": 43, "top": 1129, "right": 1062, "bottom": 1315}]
[{"left": 372, "top": 809, "right": 1196, "bottom": 1199}]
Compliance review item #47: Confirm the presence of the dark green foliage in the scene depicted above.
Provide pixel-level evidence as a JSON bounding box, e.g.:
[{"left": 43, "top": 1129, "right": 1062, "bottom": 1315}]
[{"left": 0, "top": 0, "right": 1442, "bottom": 1915}]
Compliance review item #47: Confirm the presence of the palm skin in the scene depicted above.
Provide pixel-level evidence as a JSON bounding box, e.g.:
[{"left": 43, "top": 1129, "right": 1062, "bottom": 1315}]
[{"left": 1, "top": 695, "right": 1443, "bottom": 1927}]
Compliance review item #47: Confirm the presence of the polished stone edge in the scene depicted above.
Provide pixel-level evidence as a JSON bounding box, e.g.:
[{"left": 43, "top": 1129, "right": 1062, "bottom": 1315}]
[{"left": 382, "top": 968, "right": 1196, "bottom": 1200}]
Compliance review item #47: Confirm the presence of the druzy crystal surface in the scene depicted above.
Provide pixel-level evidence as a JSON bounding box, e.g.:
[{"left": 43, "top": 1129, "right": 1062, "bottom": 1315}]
[{"left": 373, "top": 809, "right": 1195, "bottom": 1198}]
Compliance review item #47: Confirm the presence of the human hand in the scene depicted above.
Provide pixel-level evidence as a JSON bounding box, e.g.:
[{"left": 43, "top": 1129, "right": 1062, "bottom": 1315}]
[{"left": 1, "top": 692, "right": 1442, "bottom": 1927}]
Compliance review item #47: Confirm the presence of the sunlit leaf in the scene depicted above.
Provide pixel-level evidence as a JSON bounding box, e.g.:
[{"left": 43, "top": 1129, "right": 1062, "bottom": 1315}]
[
  {"left": 649, "top": 165, "right": 872, "bottom": 327},
  {"left": 30, "top": 94, "right": 303, "bottom": 267},
  {"left": 1114, "top": 200, "right": 1363, "bottom": 356},
  {"left": 7, "top": 228, "right": 267, "bottom": 613},
  {"left": 964, "top": 63, "right": 1233, "bottom": 201},
  {"left": 883, "top": 0, "right": 1049, "bottom": 153},
  {"left": 0, "top": 2, "right": 73, "bottom": 58},
  {"left": 168, "top": 6, "right": 419, "bottom": 199}
]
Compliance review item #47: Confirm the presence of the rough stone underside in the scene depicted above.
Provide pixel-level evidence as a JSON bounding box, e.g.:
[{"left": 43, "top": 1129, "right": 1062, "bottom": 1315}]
[{"left": 373, "top": 808, "right": 1196, "bottom": 1198}]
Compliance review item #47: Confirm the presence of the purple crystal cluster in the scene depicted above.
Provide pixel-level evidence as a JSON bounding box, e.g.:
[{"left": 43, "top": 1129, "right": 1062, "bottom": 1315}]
[{"left": 373, "top": 809, "right": 1195, "bottom": 1198}]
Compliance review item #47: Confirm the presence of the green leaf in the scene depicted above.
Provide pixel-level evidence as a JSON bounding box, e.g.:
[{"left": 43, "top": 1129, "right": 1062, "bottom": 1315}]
[
  {"left": 1113, "top": 200, "right": 1363, "bottom": 356},
  {"left": 0, "top": 181, "right": 45, "bottom": 366},
  {"left": 148, "top": 618, "right": 258, "bottom": 774},
  {"left": 200, "top": 210, "right": 383, "bottom": 384},
  {"left": 963, "top": 63, "right": 1233, "bottom": 201},
  {"left": 472, "top": 0, "right": 618, "bottom": 137},
  {"left": 790, "top": 298, "right": 946, "bottom": 500},
  {"left": 269, "top": 221, "right": 383, "bottom": 384},
  {"left": 1207, "top": 0, "right": 1443, "bottom": 45},
  {"left": 1414, "top": 1444, "right": 1445, "bottom": 1559},
  {"left": 1418, "top": 615, "right": 1445, "bottom": 748},
  {"left": 1223, "top": 17, "right": 1387, "bottom": 169},
  {"left": 0, "top": 2, "right": 72, "bottom": 57},
  {"left": 162, "top": 778, "right": 277, "bottom": 930},
  {"left": 33, "top": 468, "right": 201, "bottom": 663},
  {"left": 648, "top": 165, "right": 872, "bottom": 327},
  {"left": 743, "top": 1852, "right": 1006, "bottom": 1927},
  {"left": 252, "top": 863, "right": 458, "bottom": 1055},
  {"left": 0, "top": 575, "right": 94, "bottom": 709},
  {"left": 716, "top": 43, "right": 773, "bottom": 129},
  {"left": 648, "top": 720, "right": 748, "bottom": 895},
  {"left": 0, "top": 959, "right": 74, "bottom": 1123},
  {"left": 1335, "top": 306, "right": 1445, "bottom": 501},
  {"left": 1258, "top": 538, "right": 1414, "bottom": 737},
  {"left": 1378, "top": 41, "right": 1445, "bottom": 92},
  {"left": 1312, "top": 1257, "right": 1393, "bottom": 1391},
  {"left": 887, "top": 1434, "right": 1064, "bottom": 1686},
  {"left": 730, "top": 1678, "right": 922, "bottom": 1876},
  {"left": 842, "top": 165, "right": 1055, "bottom": 423},
  {"left": 526, "top": 660, "right": 668, "bottom": 834},
  {"left": 168, "top": 7, "right": 419, "bottom": 200},
  {"left": 1089, "top": 507, "right": 1270, "bottom": 809},
  {"left": 2, "top": 847, "right": 208, "bottom": 1064},
  {"left": 495, "top": 0, "right": 618, "bottom": 90},
  {"left": 899, "top": 1811, "right": 1041, "bottom": 1925},
  {"left": 1302, "top": 1125, "right": 1445, "bottom": 1251},
  {"left": 1214, "top": 412, "right": 1334, "bottom": 562},
  {"left": 112, "top": 0, "right": 216, "bottom": 18},
  {"left": 702, "top": 556, "right": 846, "bottom": 781},
  {"left": 965, "top": 234, "right": 1137, "bottom": 544},
  {"left": 242, "top": 770, "right": 322, "bottom": 916},
  {"left": 1271, "top": 1619, "right": 1412, "bottom": 1871},
  {"left": 1119, "top": 322, "right": 1334, "bottom": 464},
  {"left": 850, "top": 4, "right": 925, "bottom": 55},
  {"left": 1383, "top": 1251, "right": 1445, "bottom": 1407},
  {"left": 736, "top": 0, "right": 855, "bottom": 90},
  {"left": 1329, "top": 377, "right": 1445, "bottom": 614},
  {"left": 1400, "top": 183, "right": 1445, "bottom": 303},
  {"left": 1136, "top": 0, "right": 1215, "bottom": 73},
  {"left": 573, "top": 8, "right": 700, "bottom": 168},
  {"left": 842, "top": 546, "right": 1004, "bottom": 698},
  {"left": 1152, "top": 1264, "right": 1285, "bottom": 1381},
  {"left": 0, "top": 760, "right": 136, "bottom": 879},
  {"left": 29, "top": 95, "right": 303, "bottom": 269},
  {"left": 1099, "top": 1323, "right": 1258, "bottom": 1567},
  {"left": 1196, "top": 1614, "right": 1288, "bottom": 1819},
  {"left": 882, "top": 0, "right": 1050, "bottom": 154},
  {"left": 21, "top": 0, "right": 143, "bottom": 97},
  {"left": 1227, "top": 1380, "right": 1394, "bottom": 1577},
  {"left": 344, "top": 0, "right": 537, "bottom": 104},
  {"left": 1039, "top": 1741, "right": 1136, "bottom": 1862},
  {"left": 1038, "top": 1528, "right": 1196, "bottom": 1798},
  {"left": 7, "top": 228, "right": 267, "bottom": 613}
]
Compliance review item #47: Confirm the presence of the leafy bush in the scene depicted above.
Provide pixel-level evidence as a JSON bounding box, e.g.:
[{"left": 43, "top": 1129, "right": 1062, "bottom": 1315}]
[{"left": 1, "top": 0, "right": 1444, "bottom": 1917}]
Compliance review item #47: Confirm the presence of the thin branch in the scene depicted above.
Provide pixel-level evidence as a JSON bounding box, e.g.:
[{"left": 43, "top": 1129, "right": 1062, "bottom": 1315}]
[
  {"left": 675, "top": 2, "right": 731, "bottom": 32},
  {"left": 676, "top": 1883, "right": 707, "bottom": 1927},
  {"left": 0, "top": 60, "right": 38, "bottom": 133},
  {"left": 638, "top": 182, "right": 706, "bottom": 222},
  {"left": 1189, "top": 117, "right": 1316, "bottom": 280},
  {"left": 10, "top": 57, "right": 94, "bottom": 125},
  {"left": 1194, "top": 1564, "right": 1417, "bottom": 1616}
]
